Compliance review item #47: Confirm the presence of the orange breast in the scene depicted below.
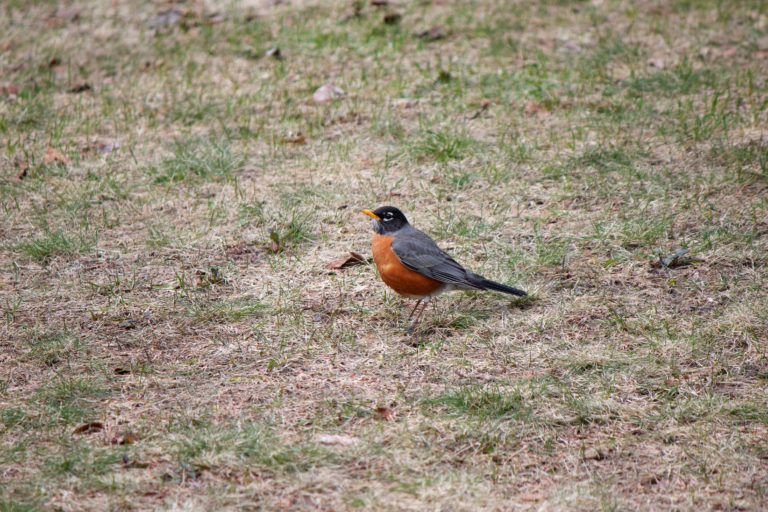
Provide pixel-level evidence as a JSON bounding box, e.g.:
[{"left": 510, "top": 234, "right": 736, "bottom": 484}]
[{"left": 371, "top": 233, "right": 442, "bottom": 298}]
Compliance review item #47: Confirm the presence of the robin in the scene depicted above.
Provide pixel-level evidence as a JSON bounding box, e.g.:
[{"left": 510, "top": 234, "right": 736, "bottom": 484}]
[{"left": 362, "top": 206, "right": 527, "bottom": 329}]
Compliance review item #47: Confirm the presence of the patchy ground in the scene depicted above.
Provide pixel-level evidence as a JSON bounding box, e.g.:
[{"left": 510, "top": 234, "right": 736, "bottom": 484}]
[{"left": 1, "top": 0, "right": 767, "bottom": 510}]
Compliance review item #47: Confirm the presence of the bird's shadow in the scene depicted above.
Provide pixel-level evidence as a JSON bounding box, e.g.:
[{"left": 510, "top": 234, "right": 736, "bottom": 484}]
[
  {"left": 444, "top": 292, "right": 537, "bottom": 317},
  {"left": 396, "top": 293, "right": 538, "bottom": 344}
]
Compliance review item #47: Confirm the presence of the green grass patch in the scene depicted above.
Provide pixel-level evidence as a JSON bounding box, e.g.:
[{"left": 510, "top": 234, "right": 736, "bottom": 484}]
[
  {"left": 408, "top": 128, "right": 477, "bottom": 163},
  {"left": 190, "top": 298, "right": 268, "bottom": 323},
  {"left": 15, "top": 230, "right": 95, "bottom": 261},
  {"left": 421, "top": 386, "right": 531, "bottom": 421},
  {"left": 153, "top": 137, "right": 244, "bottom": 184},
  {"left": 32, "top": 377, "right": 108, "bottom": 427},
  {"left": 624, "top": 61, "right": 717, "bottom": 97},
  {"left": 170, "top": 421, "right": 338, "bottom": 474},
  {"left": 23, "top": 329, "right": 86, "bottom": 367}
]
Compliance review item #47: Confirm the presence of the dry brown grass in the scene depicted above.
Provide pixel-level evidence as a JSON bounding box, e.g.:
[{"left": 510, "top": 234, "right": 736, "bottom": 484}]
[{"left": 1, "top": 0, "right": 768, "bottom": 510}]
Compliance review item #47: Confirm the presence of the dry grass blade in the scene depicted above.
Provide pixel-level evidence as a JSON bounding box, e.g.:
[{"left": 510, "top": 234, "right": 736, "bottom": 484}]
[{"left": 73, "top": 422, "right": 104, "bottom": 434}]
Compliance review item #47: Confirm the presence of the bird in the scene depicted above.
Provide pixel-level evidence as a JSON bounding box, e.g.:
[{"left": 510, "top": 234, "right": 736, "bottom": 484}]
[{"left": 361, "top": 206, "right": 526, "bottom": 329}]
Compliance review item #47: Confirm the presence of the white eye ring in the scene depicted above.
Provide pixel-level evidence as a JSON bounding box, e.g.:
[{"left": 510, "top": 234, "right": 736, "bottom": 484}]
[{"left": 382, "top": 217, "right": 391, "bottom": 221}]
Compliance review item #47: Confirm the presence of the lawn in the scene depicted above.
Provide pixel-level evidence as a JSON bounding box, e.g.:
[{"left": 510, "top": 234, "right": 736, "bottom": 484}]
[{"left": 1, "top": 0, "right": 767, "bottom": 510}]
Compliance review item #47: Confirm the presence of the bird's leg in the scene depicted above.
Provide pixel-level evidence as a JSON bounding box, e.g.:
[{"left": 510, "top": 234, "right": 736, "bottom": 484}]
[
  {"left": 408, "top": 299, "right": 430, "bottom": 330},
  {"left": 407, "top": 300, "right": 423, "bottom": 321}
]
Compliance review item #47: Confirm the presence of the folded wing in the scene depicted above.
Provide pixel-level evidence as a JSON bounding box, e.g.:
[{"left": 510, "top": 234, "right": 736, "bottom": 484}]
[{"left": 390, "top": 229, "right": 479, "bottom": 289}]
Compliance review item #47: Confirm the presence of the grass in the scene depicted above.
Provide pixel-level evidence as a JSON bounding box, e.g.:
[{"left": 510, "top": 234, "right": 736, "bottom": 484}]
[
  {"left": 1, "top": 0, "right": 767, "bottom": 510},
  {"left": 153, "top": 137, "right": 244, "bottom": 184},
  {"left": 169, "top": 421, "right": 339, "bottom": 474},
  {"left": 16, "top": 230, "right": 95, "bottom": 261},
  {"left": 408, "top": 127, "right": 478, "bottom": 163},
  {"left": 421, "top": 386, "right": 530, "bottom": 421}
]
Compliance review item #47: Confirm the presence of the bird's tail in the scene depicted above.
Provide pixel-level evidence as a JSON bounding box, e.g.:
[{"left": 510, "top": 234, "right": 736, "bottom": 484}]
[{"left": 469, "top": 274, "right": 527, "bottom": 296}]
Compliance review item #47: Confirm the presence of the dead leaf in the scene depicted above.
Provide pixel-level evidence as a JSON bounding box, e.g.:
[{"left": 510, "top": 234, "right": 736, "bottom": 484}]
[
  {"left": 1, "top": 83, "right": 18, "bottom": 96},
  {"left": 45, "top": 8, "right": 80, "bottom": 29},
  {"left": 467, "top": 98, "right": 492, "bottom": 120},
  {"left": 147, "top": 9, "right": 182, "bottom": 29},
  {"left": 562, "top": 41, "right": 580, "bottom": 51},
  {"left": 383, "top": 13, "right": 402, "bottom": 25},
  {"left": 80, "top": 141, "right": 120, "bottom": 155},
  {"left": 0, "top": 41, "right": 11, "bottom": 52},
  {"left": 313, "top": 84, "right": 345, "bottom": 103},
  {"left": 48, "top": 57, "right": 61, "bottom": 68},
  {"left": 43, "top": 147, "right": 69, "bottom": 166},
  {"left": 73, "top": 421, "right": 104, "bottom": 434},
  {"left": 665, "top": 377, "right": 679, "bottom": 386},
  {"left": 328, "top": 111, "right": 363, "bottom": 125},
  {"left": 312, "top": 434, "right": 360, "bottom": 446},
  {"left": 394, "top": 98, "right": 419, "bottom": 109},
  {"left": 648, "top": 7, "right": 671, "bottom": 16},
  {"left": 16, "top": 158, "right": 29, "bottom": 180},
  {"left": 538, "top": 38, "right": 556, "bottom": 49},
  {"left": 269, "top": 230, "right": 281, "bottom": 253},
  {"left": 121, "top": 454, "right": 148, "bottom": 468},
  {"left": 57, "top": 7, "right": 81, "bottom": 20},
  {"left": 519, "top": 493, "right": 544, "bottom": 502},
  {"left": 206, "top": 13, "right": 224, "bottom": 24},
  {"left": 66, "top": 82, "right": 91, "bottom": 93},
  {"left": 114, "top": 367, "right": 131, "bottom": 375},
  {"left": 276, "top": 497, "right": 293, "bottom": 509},
  {"left": 753, "top": 49, "right": 768, "bottom": 59},
  {"left": 374, "top": 406, "right": 396, "bottom": 421},
  {"left": 227, "top": 243, "right": 262, "bottom": 263},
  {"left": 327, "top": 251, "right": 367, "bottom": 270},
  {"left": 716, "top": 46, "right": 739, "bottom": 58},
  {"left": 415, "top": 24, "right": 446, "bottom": 41},
  {"left": 98, "top": 140, "right": 120, "bottom": 153},
  {"left": 371, "top": 0, "right": 390, "bottom": 6},
  {"left": 280, "top": 135, "right": 305, "bottom": 145},
  {"left": 344, "top": 0, "right": 365, "bottom": 20},
  {"left": 141, "top": 59, "right": 164, "bottom": 71},
  {"left": 111, "top": 431, "right": 137, "bottom": 445},
  {"left": 524, "top": 101, "right": 549, "bottom": 115},
  {"left": 648, "top": 58, "right": 665, "bottom": 68},
  {"left": 582, "top": 447, "right": 604, "bottom": 460},
  {"left": 2, "top": 63, "right": 23, "bottom": 75}
]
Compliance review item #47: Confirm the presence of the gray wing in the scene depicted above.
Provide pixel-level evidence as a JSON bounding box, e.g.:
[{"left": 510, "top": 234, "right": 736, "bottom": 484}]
[{"left": 390, "top": 228, "right": 480, "bottom": 288}]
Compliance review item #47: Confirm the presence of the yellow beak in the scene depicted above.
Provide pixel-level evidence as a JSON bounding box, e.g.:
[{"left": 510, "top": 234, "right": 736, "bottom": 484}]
[{"left": 361, "top": 209, "right": 381, "bottom": 220}]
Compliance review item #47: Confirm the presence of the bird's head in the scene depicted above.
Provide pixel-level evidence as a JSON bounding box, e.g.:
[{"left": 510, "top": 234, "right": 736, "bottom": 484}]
[{"left": 361, "top": 206, "right": 409, "bottom": 234}]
